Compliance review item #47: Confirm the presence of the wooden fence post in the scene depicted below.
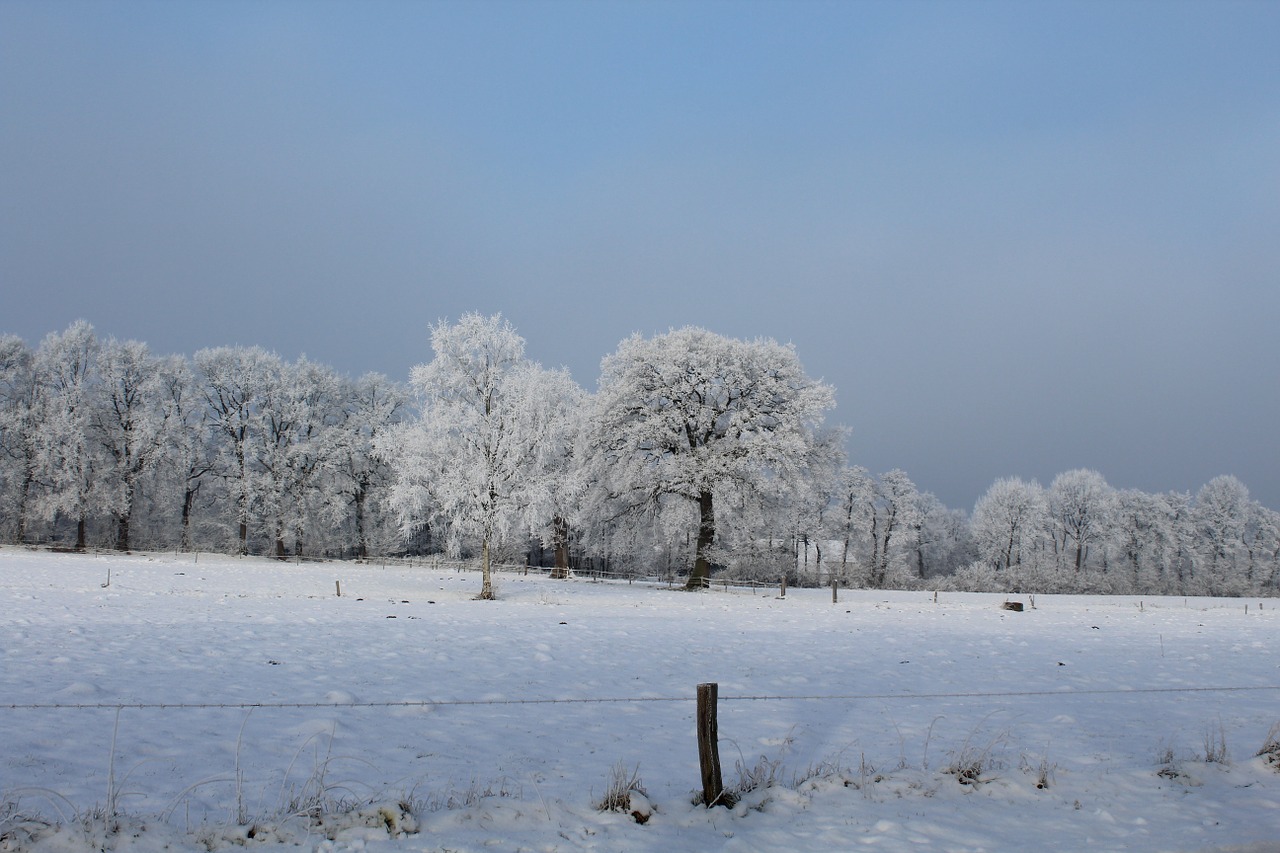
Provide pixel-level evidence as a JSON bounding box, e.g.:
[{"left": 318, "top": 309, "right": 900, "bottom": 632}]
[
  {"left": 335, "top": 580, "right": 342, "bottom": 597},
  {"left": 831, "top": 578, "right": 838, "bottom": 604},
  {"left": 696, "top": 682, "right": 724, "bottom": 807},
  {"left": 780, "top": 574, "right": 787, "bottom": 598}
]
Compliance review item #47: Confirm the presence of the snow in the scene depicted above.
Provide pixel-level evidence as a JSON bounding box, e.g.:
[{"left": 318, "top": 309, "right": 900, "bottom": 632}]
[{"left": 3, "top": 547, "right": 1280, "bottom": 852}]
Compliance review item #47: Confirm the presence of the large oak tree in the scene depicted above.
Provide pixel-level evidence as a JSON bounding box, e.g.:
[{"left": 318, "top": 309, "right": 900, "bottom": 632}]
[{"left": 592, "top": 327, "right": 835, "bottom": 589}]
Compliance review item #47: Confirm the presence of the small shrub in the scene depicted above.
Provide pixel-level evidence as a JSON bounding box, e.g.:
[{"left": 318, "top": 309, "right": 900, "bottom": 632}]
[{"left": 1256, "top": 723, "right": 1280, "bottom": 770}]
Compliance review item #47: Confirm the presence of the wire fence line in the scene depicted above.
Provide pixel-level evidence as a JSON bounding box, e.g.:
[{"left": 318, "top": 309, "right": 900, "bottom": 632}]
[{"left": 6, "top": 683, "right": 1280, "bottom": 712}]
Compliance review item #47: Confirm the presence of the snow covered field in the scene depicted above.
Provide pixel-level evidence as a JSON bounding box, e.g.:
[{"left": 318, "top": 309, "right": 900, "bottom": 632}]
[{"left": 3, "top": 547, "right": 1279, "bottom": 852}]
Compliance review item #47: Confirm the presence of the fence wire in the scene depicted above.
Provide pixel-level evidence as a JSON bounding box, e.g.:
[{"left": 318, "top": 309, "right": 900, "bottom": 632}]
[{"left": 6, "top": 683, "right": 1280, "bottom": 712}]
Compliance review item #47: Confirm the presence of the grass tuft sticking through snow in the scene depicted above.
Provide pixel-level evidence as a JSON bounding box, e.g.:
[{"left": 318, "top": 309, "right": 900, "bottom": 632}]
[
  {"left": 1255, "top": 722, "right": 1280, "bottom": 770},
  {"left": 943, "top": 715, "right": 1009, "bottom": 786},
  {"left": 1202, "top": 719, "right": 1230, "bottom": 764},
  {"left": 595, "top": 761, "right": 651, "bottom": 823}
]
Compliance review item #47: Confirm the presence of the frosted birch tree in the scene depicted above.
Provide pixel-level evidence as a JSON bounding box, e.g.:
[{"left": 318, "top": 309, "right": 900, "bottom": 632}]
[
  {"left": 867, "top": 469, "right": 921, "bottom": 588},
  {"left": 383, "top": 313, "right": 582, "bottom": 599},
  {"left": 834, "top": 465, "right": 876, "bottom": 582},
  {"left": 522, "top": 370, "right": 588, "bottom": 579},
  {"left": 591, "top": 327, "right": 836, "bottom": 589}
]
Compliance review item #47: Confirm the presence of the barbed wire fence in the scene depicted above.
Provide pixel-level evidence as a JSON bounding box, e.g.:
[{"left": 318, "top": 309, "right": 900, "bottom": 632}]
[
  {"left": 5, "top": 683, "right": 1280, "bottom": 712},
  {"left": 5, "top": 677, "right": 1280, "bottom": 836}
]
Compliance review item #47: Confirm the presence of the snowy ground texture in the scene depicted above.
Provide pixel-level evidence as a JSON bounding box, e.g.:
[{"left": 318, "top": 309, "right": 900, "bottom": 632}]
[{"left": 3, "top": 548, "right": 1280, "bottom": 852}]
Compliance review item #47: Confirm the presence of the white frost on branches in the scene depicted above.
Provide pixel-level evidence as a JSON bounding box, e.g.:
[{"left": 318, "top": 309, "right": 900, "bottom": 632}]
[{"left": 381, "top": 313, "right": 584, "bottom": 599}]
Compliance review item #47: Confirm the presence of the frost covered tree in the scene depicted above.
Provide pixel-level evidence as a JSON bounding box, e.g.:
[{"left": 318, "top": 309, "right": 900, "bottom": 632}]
[
  {"left": 330, "top": 372, "right": 406, "bottom": 560},
  {"left": 33, "top": 321, "right": 101, "bottom": 549},
  {"left": 90, "top": 338, "right": 179, "bottom": 551},
  {"left": 926, "top": 503, "right": 975, "bottom": 578},
  {"left": 867, "top": 469, "right": 921, "bottom": 588},
  {"left": 833, "top": 465, "right": 876, "bottom": 582},
  {"left": 1111, "top": 488, "right": 1183, "bottom": 593},
  {"left": 1047, "top": 469, "right": 1114, "bottom": 573},
  {"left": 591, "top": 327, "right": 836, "bottom": 589},
  {"left": 383, "top": 313, "right": 582, "bottom": 599},
  {"left": 1252, "top": 506, "right": 1280, "bottom": 590},
  {"left": 0, "top": 335, "right": 39, "bottom": 543},
  {"left": 971, "top": 477, "right": 1047, "bottom": 574},
  {"left": 524, "top": 373, "right": 589, "bottom": 579},
  {"left": 827, "top": 467, "right": 923, "bottom": 588},
  {"left": 910, "top": 492, "right": 972, "bottom": 580},
  {"left": 1193, "top": 475, "right": 1256, "bottom": 595},
  {"left": 781, "top": 430, "right": 847, "bottom": 585},
  {"left": 196, "top": 346, "right": 283, "bottom": 554},
  {"left": 253, "top": 357, "right": 344, "bottom": 558},
  {"left": 155, "top": 356, "right": 217, "bottom": 552}
]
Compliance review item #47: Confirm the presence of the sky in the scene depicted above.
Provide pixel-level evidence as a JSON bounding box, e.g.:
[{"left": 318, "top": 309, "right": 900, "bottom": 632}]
[{"left": 2, "top": 0, "right": 1278, "bottom": 513}]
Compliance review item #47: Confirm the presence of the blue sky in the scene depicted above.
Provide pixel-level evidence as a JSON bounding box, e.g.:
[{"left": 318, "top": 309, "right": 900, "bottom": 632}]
[{"left": 2, "top": 0, "right": 1278, "bottom": 511}]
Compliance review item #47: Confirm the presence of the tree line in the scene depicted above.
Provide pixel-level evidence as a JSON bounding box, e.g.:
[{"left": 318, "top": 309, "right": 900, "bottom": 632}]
[{"left": 2, "top": 317, "right": 1276, "bottom": 598}]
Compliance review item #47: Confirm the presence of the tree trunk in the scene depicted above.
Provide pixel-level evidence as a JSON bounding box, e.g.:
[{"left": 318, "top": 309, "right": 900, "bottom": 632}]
[
  {"left": 869, "top": 513, "right": 883, "bottom": 587},
  {"left": 686, "top": 491, "right": 715, "bottom": 590},
  {"left": 353, "top": 484, "right": 368, "bottom": 560},
  {"left": 15, "top": 468, "right": 33, "bottom": 544},
  {"left": 115, "top": 482, "right": 134, "bottom": 551},
  {"left": 75, "top": 514, "right": 87, "bottom": 551},
  {"left": 551, "top": 515, "right": 570, "bottom": 579},
  {"left": 274, "top": 514, "right": 286, "bottom": 559},
  {"left": 180, "top": 486, "right": 196, "bottom": 552},
  {"left": 478, "top": 537, "right": 496, "bottom": 599},
  {"left": 235, "top": 441, "right": 249, "bottom": 555}
]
